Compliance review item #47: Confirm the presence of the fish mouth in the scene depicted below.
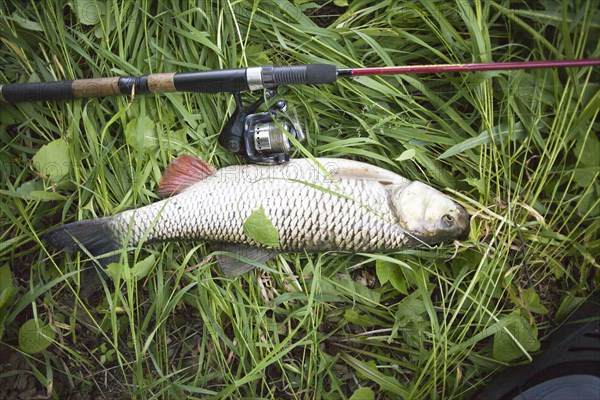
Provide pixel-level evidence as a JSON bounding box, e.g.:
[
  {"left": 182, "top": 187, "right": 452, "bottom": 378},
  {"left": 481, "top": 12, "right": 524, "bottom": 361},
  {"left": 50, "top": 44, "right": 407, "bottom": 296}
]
[
  {"left": 452, "top": 204, "right": 471, "bottom": 239},
  {"left": 412, "top": 230, "right": 460, "bottom": 245}
]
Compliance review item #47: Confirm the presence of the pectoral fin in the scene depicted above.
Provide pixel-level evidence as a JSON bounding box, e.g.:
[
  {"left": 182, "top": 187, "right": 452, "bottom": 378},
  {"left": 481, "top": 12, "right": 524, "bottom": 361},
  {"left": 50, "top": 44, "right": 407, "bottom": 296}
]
[{"left": 216, "top": 244, "right": 277, "bottom": 277}]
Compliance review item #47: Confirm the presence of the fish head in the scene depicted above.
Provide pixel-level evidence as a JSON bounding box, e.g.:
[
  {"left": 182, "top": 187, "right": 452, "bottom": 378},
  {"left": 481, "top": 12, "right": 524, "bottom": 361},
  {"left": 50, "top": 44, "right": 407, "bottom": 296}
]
[{"left": 392, "top": 182, "right": 470, "bottom": 244}]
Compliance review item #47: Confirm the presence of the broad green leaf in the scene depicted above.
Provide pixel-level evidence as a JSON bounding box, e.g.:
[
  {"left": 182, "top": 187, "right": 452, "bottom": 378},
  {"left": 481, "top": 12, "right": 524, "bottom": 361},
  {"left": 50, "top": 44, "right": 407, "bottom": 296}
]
[
  {"left": 464, "top": 177, "right": 486, "bottom": 195},
  {"left": 19, "top": 319, "right": 56, "bottom": 354},
  {"left": 349, "top": 387, "right": 374, "bottom": 400},
  {"left": 396, "top": 148, "right": 416, "bottom": 162},
  {"left": 93, "top": 12, "right": 117, "bottom": 38},
  {"left": 32, "top": 138, "right": 71, "bottom": 182},
  {"left": 522, "top": 287, "right": 549, "bottom": 315},
  {"left": 132, "top": 254, "right": 156, "bottom": 281},
  {"left": 0, "top": 288, "right": 11, "bottom": 309},
  {"left": 344, "top": 309, "right": 383, "bottom": 327},
  {"left": 9, "top": 13, "right": 43, "bottom": 31},
  {"left": 376, "top": 259, "right": 408, "bottom": 294},
  {"left": 574, "top": 133, "right": 600, "bottom": 168},
  {"left": 158, "top": 128, "right": 188, "bottom": 149},
  {"left": 492, "top": 312, "right": 540, "bottom": 362},
  {"left": 12, "top": 180, "right": 44, "bottom": 200},
  {"left": 438, "top": 122, "right": 526, "bottom": 159},
  {"left": 572, "top": 167, "right": 599, "bottom": 188},
  {"left": 376, "top": 259, "right": 391, "bottom": 285},
  {"left": 105, "top": 262, "right": 125, "bottom": 282},
  {"left": 391, "top": 291, "right": 428, "bottom": 343},
  {"left": 105, "top": 256, "right": 155, "bottom": 283},
  {"left": 125, "top": 116, "right": 158, "bottom": 151},
  {"left": 243, "top": 207, "right": 280, "bottom": 248},
  {"left": 577, "top": 184, "right": 600, "bottom": 217},
  {"left": 0, "top": 264, "right": 14, "bottom": 308},
  {"left": 70, "top": 0, "right": 106, "bottom": 25},
  {"left": 395, "top": 291, "right": 426, "bottom": 323},
  {"left": 244, "top": 45, "right": 272, "bottom": 66},
  {"left": 0, "top": 107, "right": 19, "bottom": 125},
  {"left": 333, "top": 0, "right": 349, "bottom": 7},
  {"left": 30, "top": 190, "right": 65, "bottom": 202}
]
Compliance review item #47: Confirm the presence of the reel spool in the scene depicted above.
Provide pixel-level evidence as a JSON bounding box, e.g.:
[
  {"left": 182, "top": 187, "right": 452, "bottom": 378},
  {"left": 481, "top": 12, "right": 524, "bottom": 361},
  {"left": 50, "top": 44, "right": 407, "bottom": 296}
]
[{"left": 218, "top": 91, "right": 305, "bottom": 164}]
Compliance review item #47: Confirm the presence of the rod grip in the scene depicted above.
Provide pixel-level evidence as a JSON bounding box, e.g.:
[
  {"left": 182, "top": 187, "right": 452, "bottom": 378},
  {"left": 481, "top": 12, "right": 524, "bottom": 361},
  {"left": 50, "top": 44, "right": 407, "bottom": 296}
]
[
  {"left": 1, "top": 77, "right": 124, "bottom": 103},
  {"left": 0, "top": 70, "right": 250, "bottom": 103},
  {"left": 172, "top": 69, "right": 249, "bottom": 93},
  {"left": 263, "top": 64, "right": 337, "bottom": 87},
  {"left": 0, "top": 64, "right": 340, "bottom": 103},
  {"left": 1, "top": 80, "right": 76, "bottom": 103}
]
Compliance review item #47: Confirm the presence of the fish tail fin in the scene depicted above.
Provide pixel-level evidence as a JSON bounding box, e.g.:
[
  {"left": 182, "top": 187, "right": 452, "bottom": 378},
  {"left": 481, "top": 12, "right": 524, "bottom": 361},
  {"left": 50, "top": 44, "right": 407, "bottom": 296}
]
[
  {"left": 43, "top": 217, "right": 123, "bottom": 296},
  {"left": 43, "top": 217, "right": 121, "bottom": 265}
]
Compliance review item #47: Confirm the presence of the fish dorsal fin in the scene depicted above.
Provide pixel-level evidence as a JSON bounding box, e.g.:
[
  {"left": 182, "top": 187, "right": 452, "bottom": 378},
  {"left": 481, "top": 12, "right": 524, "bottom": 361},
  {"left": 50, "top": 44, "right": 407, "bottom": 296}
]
[
  {"left": 158, "top": 155, "right": 216, "bottom": 197},
  {"left": 216, "top": 244, "right": 277, "bottom": 277},
  {"left": 318, "top": 158, "right": 410, "bottom": 186}
]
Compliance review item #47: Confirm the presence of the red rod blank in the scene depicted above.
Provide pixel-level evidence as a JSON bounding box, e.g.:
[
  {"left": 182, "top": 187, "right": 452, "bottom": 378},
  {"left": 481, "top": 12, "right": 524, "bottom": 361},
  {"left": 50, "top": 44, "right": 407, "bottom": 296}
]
[{"left": 349, "top": 59, "right": 600, "bottom": 76}]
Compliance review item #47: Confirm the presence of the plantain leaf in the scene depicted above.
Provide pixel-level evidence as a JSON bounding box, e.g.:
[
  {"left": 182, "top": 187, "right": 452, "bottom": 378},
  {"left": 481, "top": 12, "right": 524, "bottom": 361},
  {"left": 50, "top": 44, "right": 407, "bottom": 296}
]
[
  {"left": 344, "top": 309, "right": 383, "bottom": 327},
  {"left": 396, "top": 148, "right": 416, "bottom": 162},
  {"left": 105, "top": 255, "right": 156, "bottom": 283},
  {"left": 32, "top": 138, "right": 71, "bottom": 182},
  {"left": 132, "top": 254, "right": 156, "bottom": 281},
  {"left": 30, "top": 190, "right": 66, "bottom": 201},
  {"left": 522, "top": 287, "right": 549, "bottom": 315},
  {"left": 334, "top": 0, "right": 349, "bottom": 7},
  {"left": 394, "top": 292, "right": 427, "bottom": 326},
  {"left": 243, "top": 207, "right": 280, "bottom": 248},
  {"left": 376, "top": 259, "right": 408, "bottom": 294},
  {"left": 11, "top": 180, "right": 43, "bottom": 200},
  {"left": 19, "top": 319, "right": 56, "bottom": 354},
  {"left": 125, "top": 116, "right": 158, "bottom": 151},
  {"left": 349, "top": 387, "right": 375, "bottom": 400},
  {"left": 492, "top": 311, "right": 540, "bottom": 362},
  {"left": 70, "top": 0, "right": 106, "bottom": 26},
  {"left": 9, "top": 12, "right": 43, "bottom": 31}
]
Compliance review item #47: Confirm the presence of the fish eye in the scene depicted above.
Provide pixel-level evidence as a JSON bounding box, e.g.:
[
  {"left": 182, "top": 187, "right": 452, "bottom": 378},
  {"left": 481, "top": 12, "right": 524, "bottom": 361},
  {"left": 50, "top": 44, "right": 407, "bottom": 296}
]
[{"left": 442, "top": 214, "right": 454, "bottom": 224}]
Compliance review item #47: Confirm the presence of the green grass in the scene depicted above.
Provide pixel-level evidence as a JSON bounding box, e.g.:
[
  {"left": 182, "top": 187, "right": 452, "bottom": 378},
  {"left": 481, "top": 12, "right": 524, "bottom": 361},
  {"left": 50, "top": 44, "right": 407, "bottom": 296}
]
[{"left": 1, "top": 0, "right": 599, "bottom": 398}]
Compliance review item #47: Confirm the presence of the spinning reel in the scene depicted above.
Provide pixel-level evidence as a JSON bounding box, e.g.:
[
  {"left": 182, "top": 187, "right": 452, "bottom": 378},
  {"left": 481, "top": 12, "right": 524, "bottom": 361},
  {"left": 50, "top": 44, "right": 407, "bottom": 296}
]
[{"left": 218, "top": 90, "right": 305, "bottom": 164}]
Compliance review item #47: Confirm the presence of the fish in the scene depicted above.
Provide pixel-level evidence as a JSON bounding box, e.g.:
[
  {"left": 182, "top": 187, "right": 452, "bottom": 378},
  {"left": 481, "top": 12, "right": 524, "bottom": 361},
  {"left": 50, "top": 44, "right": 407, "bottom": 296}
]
[{"left": 43, "top": 156, "right": 470, "bottom": 277}]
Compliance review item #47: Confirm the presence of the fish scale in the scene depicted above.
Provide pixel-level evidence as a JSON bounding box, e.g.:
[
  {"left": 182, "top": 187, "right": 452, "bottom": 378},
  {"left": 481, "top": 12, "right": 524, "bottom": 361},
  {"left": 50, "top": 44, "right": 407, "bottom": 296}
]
[{"left": 108, "top": 160, "right": 410, "bottom": 253}]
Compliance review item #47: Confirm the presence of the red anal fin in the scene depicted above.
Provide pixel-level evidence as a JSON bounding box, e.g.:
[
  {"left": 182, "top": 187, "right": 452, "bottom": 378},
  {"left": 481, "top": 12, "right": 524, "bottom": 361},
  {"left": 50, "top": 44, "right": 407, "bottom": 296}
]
[{"left": 158, "top": 155, "right": 216, "bottom": 197}]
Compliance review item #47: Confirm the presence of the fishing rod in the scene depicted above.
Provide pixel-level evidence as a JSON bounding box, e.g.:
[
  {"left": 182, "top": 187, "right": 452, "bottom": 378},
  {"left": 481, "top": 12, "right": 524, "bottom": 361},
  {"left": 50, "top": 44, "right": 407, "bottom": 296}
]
[{"left": 2, "top": 59, "right": 599, "bottom": 163}]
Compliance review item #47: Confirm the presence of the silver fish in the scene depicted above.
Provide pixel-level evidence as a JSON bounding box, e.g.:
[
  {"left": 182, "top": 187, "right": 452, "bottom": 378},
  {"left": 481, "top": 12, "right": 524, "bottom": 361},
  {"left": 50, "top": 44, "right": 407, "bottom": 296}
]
[{"left": 44, "top": 156, "right": 470, "bottom": 276}]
